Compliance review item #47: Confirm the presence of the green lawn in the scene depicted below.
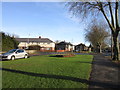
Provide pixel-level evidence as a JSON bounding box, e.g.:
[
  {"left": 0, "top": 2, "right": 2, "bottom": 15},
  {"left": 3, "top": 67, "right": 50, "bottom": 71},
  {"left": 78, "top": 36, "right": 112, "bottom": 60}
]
[{"left": 1, "top": 55, "right": 93, "bottom": 88}]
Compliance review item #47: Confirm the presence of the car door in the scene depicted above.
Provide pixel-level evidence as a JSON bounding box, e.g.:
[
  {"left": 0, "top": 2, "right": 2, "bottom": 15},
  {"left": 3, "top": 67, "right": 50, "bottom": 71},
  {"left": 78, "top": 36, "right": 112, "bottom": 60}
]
[
  {"left": 14, "top": 50, "right": 20, "bottom": 58},
  {"left": 15, "top": 50, "right": 24, "bottom": 58},
  {"left": 20, "top": 49, "right": 25, "bottom": 58}
]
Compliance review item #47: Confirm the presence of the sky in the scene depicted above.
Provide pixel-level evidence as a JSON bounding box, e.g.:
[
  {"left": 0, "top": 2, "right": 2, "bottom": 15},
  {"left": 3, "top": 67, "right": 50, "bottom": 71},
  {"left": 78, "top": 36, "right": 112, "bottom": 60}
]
[
  {"left": 2, "top": 2, "right": 98, "bottom": 46},
  {"left": 118, "top": 2, "right": 120, "bottom": 25},
  {"left": 2, "top": 2, "right": 120, "bottom": 45}
]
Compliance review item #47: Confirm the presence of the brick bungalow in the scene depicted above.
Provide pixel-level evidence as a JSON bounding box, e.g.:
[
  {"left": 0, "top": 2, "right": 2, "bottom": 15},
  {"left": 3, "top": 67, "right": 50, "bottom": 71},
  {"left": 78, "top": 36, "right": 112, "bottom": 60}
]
[
  {"left": 75, "top": 43, "right": 88, "bottom": 52},
  {"left": 55, "top": 41, "right": 74, "bottom": 52}
]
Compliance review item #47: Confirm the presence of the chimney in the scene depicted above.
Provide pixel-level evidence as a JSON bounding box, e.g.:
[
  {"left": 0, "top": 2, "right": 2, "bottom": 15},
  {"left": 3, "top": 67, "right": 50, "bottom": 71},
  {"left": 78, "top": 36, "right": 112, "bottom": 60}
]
[{"left": 39, "top": 36, "right": 41, "bottom": 38}]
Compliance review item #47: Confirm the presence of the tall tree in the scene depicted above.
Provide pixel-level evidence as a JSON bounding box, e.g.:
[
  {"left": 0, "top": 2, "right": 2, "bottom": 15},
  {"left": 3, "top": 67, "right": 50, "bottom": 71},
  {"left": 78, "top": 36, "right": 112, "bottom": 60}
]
[
  {"left": 85, "top": 22, "right": 109, "bottom": 53},
  {"left": 66, "top": 1, "right": 120, "bottom": 60},
  {"left": 1, "top": 32, "right": 19, "bottom": 51}
]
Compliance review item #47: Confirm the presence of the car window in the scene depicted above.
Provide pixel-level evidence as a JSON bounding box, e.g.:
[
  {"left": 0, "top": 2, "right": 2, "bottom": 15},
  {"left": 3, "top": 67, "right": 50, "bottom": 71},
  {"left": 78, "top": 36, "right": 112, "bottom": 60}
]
[
  {"left": 20, "top": 50, "right": 24, "bottom": 52},
  {"left": 17, "top": 50, "right": 24, "bottom": 53},
  {"left": 8, "top": 49, "right": 17, "bottom": 53}
]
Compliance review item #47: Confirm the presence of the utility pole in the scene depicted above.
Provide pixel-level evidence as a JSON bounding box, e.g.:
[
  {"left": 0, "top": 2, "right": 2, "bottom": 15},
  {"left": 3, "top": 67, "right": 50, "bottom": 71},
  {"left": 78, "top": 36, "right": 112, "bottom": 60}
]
[
  {"left": 71, "top": 39, "right": 74, "bottom": 53},
  {"left": 28, "top": 34, "right": 30, "bottom": 54}
]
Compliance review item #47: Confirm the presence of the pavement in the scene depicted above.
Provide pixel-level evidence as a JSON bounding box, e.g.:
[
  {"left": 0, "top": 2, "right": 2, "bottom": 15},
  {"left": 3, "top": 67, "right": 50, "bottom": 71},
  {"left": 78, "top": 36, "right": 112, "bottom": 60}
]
[{"left": 89, "top": 53, "right": 120, "bottom": 89}]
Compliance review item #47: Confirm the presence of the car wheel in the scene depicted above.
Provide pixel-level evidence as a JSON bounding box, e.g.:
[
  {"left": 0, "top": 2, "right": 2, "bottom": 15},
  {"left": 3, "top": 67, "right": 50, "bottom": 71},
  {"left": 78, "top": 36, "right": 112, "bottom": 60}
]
[
  {"left": 11, "top": 56, "right": 15, "bottom": 60},
  {"left": 24, "top": 55, "right": 28, "bottom": 59}
]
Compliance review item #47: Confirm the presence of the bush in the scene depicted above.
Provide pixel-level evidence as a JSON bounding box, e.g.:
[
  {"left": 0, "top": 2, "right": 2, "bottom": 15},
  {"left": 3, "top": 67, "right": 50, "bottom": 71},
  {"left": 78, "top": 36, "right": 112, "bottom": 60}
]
[{"left": 1, "top": 32, "right": 19, "bottom": 51}]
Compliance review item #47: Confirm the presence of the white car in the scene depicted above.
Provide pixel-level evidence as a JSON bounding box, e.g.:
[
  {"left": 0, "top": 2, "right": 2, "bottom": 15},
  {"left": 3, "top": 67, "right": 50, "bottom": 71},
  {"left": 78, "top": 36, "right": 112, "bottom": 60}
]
[{"left": 2, "top": 49, "right": 28, "bottom": 60}]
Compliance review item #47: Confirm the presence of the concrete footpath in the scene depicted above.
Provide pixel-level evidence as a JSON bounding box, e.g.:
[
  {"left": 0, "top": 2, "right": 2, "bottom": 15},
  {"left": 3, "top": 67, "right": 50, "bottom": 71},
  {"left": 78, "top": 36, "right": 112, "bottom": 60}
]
[{"left": 89, "top": 54, "right": 120, "bottom": 89}]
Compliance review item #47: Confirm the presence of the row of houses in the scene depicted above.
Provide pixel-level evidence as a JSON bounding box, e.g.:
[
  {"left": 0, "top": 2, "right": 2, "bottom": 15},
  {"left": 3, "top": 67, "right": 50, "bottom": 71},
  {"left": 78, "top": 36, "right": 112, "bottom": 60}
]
[{"left": 15, "top": 36, "right": 92, "bottom": 52}]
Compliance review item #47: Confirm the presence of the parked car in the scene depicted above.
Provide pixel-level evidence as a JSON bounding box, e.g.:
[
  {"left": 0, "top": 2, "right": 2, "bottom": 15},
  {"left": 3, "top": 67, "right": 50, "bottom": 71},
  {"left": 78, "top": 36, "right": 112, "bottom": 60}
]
[{"left": 1, "top": 49, "right": 28, "bottom": 60}]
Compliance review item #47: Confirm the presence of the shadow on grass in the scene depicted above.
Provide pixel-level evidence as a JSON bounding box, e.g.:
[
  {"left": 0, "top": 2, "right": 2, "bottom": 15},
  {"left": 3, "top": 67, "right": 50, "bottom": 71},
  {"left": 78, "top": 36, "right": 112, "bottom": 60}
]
[{"left": 1, "top": 68, "right": 119, "bottom": 88}]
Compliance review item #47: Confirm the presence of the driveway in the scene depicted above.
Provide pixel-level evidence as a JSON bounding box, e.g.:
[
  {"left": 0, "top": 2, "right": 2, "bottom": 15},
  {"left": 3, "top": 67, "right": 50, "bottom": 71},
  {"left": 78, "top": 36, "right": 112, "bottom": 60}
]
[{"left": 89, "top": 53, "right": 120, "bottom": 89}]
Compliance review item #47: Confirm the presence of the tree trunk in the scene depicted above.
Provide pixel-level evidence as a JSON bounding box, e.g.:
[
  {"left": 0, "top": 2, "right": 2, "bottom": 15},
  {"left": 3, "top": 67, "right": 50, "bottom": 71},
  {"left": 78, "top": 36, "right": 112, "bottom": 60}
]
[
  {"left": 111, "top": 35, "right": 113, "bottom": 58},
  {"left": 99, "top": 45, "right": 102, "bottom": 53},
  {"left": 112, "top": 32, "right": 120, "bottom": 60}
]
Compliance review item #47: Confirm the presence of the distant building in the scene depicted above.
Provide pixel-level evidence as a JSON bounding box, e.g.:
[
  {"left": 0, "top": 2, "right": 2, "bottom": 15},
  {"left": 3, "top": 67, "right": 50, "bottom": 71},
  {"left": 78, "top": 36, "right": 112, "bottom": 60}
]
[
  {"left": 88, "top": 44, "right": 93, "bottom": 52},
  {"left": 55, "top": 41, "right": 74, "bottom": 52},
  {"left": 75, "top": 43, "right": 88, "bottom": 52},
  {"left": 15, "top": 36, "right": 55, "bottom": 51}
]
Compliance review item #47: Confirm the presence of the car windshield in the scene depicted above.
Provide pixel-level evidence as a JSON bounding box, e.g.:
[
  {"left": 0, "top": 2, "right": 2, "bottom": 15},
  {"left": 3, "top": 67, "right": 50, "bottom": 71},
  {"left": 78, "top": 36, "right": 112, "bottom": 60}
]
[{"left": 8, "top": 49, "right": 17, "bottom": 53}]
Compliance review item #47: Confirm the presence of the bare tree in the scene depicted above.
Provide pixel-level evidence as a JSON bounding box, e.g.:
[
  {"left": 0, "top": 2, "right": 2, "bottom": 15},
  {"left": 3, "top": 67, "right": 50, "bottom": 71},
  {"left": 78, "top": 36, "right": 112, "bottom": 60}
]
[
  {"left": 66, "top": 1, "right": 120, "bottom": 60},
  {"left": 55, "top": 40, "right": 61, "bottom": 44},
  {"left": 85, "top": 23, "right": 109, "bottom": 53},
  {"left": 104, "top": 36, "right": 111, "bottom": 47}
]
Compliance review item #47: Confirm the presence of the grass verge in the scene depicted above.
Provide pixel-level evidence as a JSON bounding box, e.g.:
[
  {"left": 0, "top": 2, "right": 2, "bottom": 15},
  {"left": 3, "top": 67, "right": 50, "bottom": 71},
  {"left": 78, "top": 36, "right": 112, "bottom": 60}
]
[{"left": 1, "top": 55, "right": 93, "bottom": 88}]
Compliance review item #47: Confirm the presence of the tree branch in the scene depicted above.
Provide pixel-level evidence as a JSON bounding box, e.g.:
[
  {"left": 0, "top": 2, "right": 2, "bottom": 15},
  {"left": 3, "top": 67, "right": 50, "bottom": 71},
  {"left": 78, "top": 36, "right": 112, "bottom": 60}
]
[
  {"left": 115, "top": 2, "right": 119, "bottom": 29},
  {"left": 100, "top": 3, "right": 115, "bottom": 32},
  {"left": 108, "top": 2, "right": 115, "bottom": 28}
]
